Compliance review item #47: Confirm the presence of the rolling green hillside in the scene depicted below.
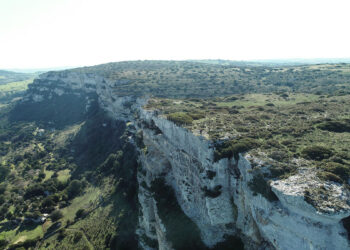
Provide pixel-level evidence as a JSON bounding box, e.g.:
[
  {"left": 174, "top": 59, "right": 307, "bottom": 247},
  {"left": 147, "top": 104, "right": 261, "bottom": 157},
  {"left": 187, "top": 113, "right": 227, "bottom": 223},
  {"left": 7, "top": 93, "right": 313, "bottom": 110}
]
[{"left": 69, "top": 61, "right": 350, "bottom": 98}]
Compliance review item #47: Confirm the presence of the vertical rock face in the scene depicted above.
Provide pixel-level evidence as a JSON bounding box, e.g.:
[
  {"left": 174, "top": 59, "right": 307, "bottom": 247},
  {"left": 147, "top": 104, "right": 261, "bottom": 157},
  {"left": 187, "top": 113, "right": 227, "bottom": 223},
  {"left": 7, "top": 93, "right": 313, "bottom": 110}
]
[{"left": 24, "top": 71, "right": 350, "bottom": 250}]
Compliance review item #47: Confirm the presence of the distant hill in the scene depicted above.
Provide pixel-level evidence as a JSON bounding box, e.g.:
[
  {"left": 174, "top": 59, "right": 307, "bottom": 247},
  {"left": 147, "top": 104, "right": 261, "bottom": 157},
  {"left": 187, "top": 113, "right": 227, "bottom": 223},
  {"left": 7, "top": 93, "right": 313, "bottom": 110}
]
[
  {"left": 193, "top": 58, "right": 350, "bottom": 66},
  {"left": 0, "top": 70, "right": 36, "bottom": 85},
  {"left": 59, "top": 60, "right": 350, "bottom": 98}
]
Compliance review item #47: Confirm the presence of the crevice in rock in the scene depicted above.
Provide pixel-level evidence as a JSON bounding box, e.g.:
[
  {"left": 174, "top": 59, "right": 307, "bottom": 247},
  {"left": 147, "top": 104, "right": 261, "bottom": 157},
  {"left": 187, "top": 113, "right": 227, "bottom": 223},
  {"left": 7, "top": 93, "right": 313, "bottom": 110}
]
[{"left": 341, "top": 215, "right": 350, "bottom": 241}]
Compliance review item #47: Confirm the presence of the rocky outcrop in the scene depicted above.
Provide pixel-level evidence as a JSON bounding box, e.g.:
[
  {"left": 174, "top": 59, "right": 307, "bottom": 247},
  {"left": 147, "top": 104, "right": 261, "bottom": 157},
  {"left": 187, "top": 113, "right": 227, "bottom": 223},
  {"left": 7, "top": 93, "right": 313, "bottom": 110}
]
[{"left": 24, "top": 70, "right": 350, "bottom": 250}]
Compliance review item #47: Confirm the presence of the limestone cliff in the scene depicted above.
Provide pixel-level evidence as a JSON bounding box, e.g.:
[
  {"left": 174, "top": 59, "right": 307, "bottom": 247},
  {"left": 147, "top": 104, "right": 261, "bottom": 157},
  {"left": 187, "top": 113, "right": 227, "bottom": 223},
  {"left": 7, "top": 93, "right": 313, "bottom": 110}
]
[{"left": 23, "top": 70, "right": 350, "bottom": 250}]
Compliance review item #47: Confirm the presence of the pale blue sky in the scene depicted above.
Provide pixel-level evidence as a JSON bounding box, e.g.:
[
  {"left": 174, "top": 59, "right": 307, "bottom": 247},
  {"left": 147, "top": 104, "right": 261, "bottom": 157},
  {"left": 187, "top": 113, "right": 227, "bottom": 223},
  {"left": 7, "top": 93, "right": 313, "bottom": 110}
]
[{"left": 1, "top": 0, "right": 350, "bottom": 69}]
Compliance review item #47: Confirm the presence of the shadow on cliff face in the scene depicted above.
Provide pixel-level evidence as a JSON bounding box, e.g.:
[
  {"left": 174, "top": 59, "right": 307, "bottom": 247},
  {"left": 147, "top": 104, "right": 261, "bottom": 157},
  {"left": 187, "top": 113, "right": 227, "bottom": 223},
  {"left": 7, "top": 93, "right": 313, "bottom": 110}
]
[
  {"left": 10, "top": 92, "right": 127, "bottom": 175},
  {"left": 151, "top": 178, "right": 244, "bottom": 250},
  {"left": 341, "top": 216, "right": 350, "bottom": 241},
  {"left": 64, "top": 101, "right": 138, "bottom": 249},
  {"left": 69, "top": 104, "right": 126, "bottom": 175},
  {"left": 7, "top": 91, "right": 140, "bottom": 249},
  {"left": 9, "top": 93, "right": 94, "bottom": 129}
]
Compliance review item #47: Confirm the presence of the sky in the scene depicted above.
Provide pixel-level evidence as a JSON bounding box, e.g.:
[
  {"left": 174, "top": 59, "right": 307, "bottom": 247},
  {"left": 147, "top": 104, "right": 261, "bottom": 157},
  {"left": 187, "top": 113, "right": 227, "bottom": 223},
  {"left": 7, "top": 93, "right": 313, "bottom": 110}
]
[{"left": 0, "top": 0, "right": 350, "bottom": 69}]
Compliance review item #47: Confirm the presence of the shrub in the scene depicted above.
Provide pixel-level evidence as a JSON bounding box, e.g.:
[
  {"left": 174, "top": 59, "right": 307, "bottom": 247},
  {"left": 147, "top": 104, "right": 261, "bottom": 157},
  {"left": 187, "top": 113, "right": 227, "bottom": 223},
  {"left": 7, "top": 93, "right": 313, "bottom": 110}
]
[
  {"left": 38, "top": 171, "right": 46, "bottom": 179},
  {"left": 188, "top": 112, "right": 205, "bottom": 120},
  {"left": 0, "top": 239, "right": 8, "bottom": 248},
  {"left": 67, "top": 180, "right": 83, "bottom": 198},
  {"left": 320, "top": 162, "right": 350, "bottom": 182},
  {"left": 317, "top": 171, "right": 343, "bottom": 183},
  {"left": 214, "top": 138, "right": 258, "bottom": 162},
  {"left": 0, "top": 184, "right": 7, "bottom": 194},
  {"left": 0, "top": 165, "right": 10, "bottom": 182},
  {"left": 269, "top": 164, "right": 295, "bottom": 179},
  {"left": 73, "top": 231, "right": 83, "bottom": 243},
  {"left": 24, "top": 184, "right": 45, "bottom": 199},
  {"left": 167, "top": 112, "right": 193, "bottom": 125},
  {"left": 57, "top": 228, "right": 66, "bottom": 240},
  {"left": 317, "top": 120, "right": 350, "bottom": 133},
  {"left": 41, "top": 196, "right": 55, "bottom": 208},
  {"left": 50, "top": 210, "right": 63, "bottom": 222},
  {"left": 301, "top": 146, "right": 333, "bottom": 160}
]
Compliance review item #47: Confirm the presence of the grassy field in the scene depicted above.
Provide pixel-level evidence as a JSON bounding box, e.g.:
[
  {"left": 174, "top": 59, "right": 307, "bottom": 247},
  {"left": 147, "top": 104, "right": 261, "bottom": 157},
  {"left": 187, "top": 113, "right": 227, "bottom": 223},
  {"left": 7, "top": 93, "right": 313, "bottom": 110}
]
[
  {"left": 0, "top": 79, "right": 33, "bottom": 92},
  {"left": 0, "top": 222, "right": 44, "bottom": 245}
]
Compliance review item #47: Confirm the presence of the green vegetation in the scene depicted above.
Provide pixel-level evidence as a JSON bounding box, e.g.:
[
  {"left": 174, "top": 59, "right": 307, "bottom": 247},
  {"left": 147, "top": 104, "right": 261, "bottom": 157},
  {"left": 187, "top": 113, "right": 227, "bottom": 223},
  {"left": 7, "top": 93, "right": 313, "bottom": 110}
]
[
  {"left": 317, "top": 119, "right": 350, "bottom": 133},
  {"left": 0, "top": 70, "right": 35, "bottom": 102},
  {"left": 1, "top": 62, "right": 350, "bottom": 247},
  {"left": 0, "top": 70, "right": 34, "bottom": 85},
  {"left": 214, "top": 138, "right": 258, "bottom": 161},
  {"left": 145, "top": 85, "right": 350, "bottom": 213},
  {"left": 0, "top": 79, "right": 33, "bottom": 93},
  {"left": 167, "top": 112, "right": 193, "bottom": 125},
  {"left": 301, "top": 146, "right": 333, "bottom": 161},
  {"left": 317, "top": 162, "right": 350, "bottom": 183},
  {"left": 0, "top": 93, "right": 138, "bottom": 249},
  {"left": 75, "top": 61, "right": 350, "bottom": 98}
]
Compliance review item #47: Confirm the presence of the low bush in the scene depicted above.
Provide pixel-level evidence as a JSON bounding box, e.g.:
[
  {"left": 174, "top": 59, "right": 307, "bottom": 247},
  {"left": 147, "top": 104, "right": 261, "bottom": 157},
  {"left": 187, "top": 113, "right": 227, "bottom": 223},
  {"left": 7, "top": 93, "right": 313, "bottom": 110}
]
[
  {"left": 301, "top": 146, "right": 333, "bottom": 160},
  {"left": 73, "top": 231, "right": 83, "bottom": 243},
  {"left": 188, "top": 111, "right": 206, "bottom": 120},
  {"left": 0, "top": 165, "right": 10, "bottom": 182},
  {"left": 67, "top": 180, "right": 83, "bottom": 198},
  {"left": 214, "top": 138, "right": 258, "bottom": 162},
  {"left": 50, "top": 210, "right": 63, "bottom": 222},
  {"left": 167, "top": 112, "right": 193, "bottom": 125},
  {"left": 317, "top": 120, "right": 350, "bottom": 133},
  {"left": 317, "top": 171, "right": 343, "bottom": 183},
  {"left": 319, "top": 162, "right": 350, "bottom": 182}
]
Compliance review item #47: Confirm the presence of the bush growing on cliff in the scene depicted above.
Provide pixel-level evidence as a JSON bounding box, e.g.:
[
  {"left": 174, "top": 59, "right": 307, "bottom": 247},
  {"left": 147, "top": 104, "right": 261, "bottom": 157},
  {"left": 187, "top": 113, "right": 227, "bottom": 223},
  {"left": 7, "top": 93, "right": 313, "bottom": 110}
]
[
  {"left": 167, "top": 112, "right": 193, "bottom": 125},
  {"left": 188, "top": 111, "right": 206, "bottom": 120},
  {"left": 214, "top": 138, "right": 258, "bottom": 162}
]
